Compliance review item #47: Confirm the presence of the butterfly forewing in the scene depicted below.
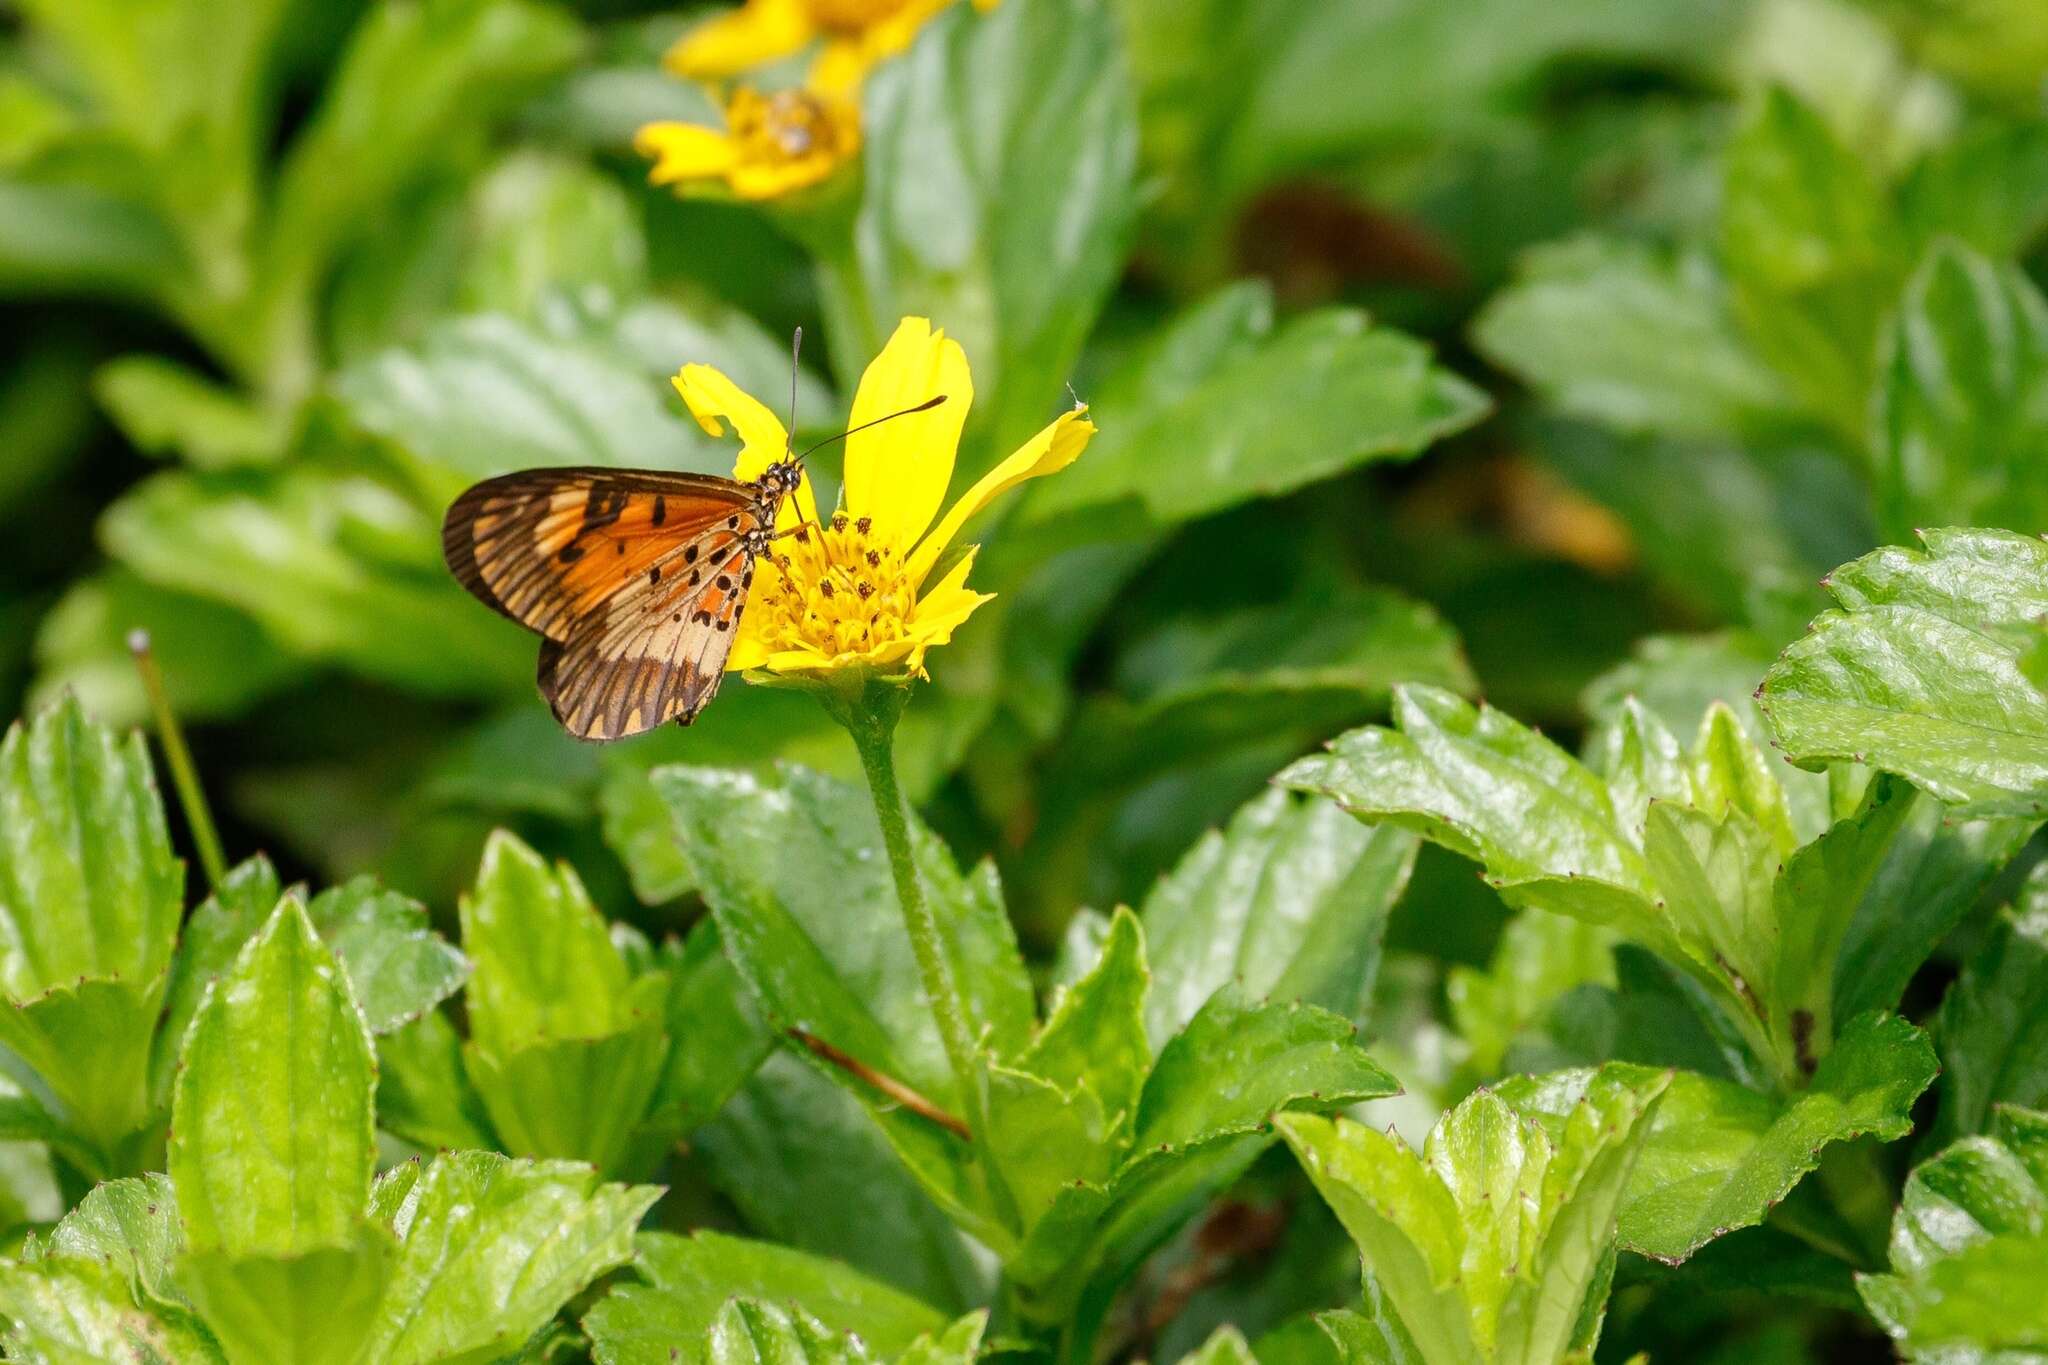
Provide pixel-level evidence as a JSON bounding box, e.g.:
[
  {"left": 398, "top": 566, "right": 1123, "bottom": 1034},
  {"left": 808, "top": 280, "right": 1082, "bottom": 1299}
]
[{"left": 442, "top": 467, "right": 769, "bottom": 741}]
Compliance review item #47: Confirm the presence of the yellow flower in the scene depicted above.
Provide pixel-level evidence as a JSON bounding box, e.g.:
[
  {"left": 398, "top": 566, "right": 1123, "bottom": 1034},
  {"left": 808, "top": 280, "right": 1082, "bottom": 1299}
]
[
  {"left": 664, "top": 0, "right": 968, "bottom": 96},
  {"left": 671, "top": 317, "right": 1093, "bottom": 677},
  {"left": 635, "top": 86, "right": 860, "bottom": 201}
]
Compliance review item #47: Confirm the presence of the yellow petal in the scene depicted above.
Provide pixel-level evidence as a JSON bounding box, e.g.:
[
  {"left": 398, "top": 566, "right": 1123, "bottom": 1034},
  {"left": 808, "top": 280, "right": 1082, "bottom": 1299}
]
[
  {"left": 910, "top": 547, "right": 994, "bottom": 642},
  {"left": 671, "top": 363, "right": 819, "bottom": 527},
  {"left": 665, "top": 0, "right": 815, "bottom": 79},
  {"left": 724, "top": 622, "right": 773, "bottom": 672},
  {"left": 635, "top": 122, "right": 740, "bottom": 186},
  {"left": 905, "top": 405, "right": 1093, "bottom": 585},
  {"left": 843, "top": 318, "right": 972, "bottom": 555}
]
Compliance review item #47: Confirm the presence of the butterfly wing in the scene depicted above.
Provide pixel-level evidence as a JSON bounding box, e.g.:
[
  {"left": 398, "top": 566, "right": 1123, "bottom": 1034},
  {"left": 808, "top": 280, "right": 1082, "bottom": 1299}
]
[{"left": 442, "top": 467, "right": 766, "bottom": 740}]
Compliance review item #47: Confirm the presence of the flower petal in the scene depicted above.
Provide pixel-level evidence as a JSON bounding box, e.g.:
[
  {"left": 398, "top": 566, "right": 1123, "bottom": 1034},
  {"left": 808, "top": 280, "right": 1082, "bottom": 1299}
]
[
  {"left": 724, "top": 622, "right": 773, "bottom": 672},
  {"left": 844, "top": 317, "right": 972, "bottom": 555},
  {"left": 671, "top": 363, "right": 818, "bottom": 527},
  {"left": 910, "top": 548, "right": 994, "bottom": 641},
  {"left": 635, "top": 123, "right": 740, "bottom": 186},
  {"left": 664, "top": 0, "right": 815, "bottom": 79},
  {"left": 905, "top": 405, "right": 1093, "bottom": 585}
]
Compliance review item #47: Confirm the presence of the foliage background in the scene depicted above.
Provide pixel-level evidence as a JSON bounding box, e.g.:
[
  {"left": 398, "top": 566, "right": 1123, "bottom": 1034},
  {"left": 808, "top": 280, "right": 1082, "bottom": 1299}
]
[{"left": 1, "top": 0, "right": 2046, "bottom": 1361}]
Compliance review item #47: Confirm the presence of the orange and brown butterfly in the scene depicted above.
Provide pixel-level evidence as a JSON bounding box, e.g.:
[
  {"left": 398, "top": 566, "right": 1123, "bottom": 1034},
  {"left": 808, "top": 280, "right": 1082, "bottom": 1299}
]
[{"left": 441, "top": 345, "right": 941, "bottom": 741}]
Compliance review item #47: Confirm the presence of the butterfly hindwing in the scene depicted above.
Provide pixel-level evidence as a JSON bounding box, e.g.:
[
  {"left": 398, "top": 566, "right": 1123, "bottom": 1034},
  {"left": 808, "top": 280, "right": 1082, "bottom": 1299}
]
[{"left": 442, "top": 467, "right": 768, "bottom": 741}]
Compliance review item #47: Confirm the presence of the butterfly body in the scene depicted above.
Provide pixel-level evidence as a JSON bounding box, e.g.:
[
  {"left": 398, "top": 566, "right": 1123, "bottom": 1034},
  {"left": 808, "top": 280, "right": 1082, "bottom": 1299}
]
[{"left": 442, "top": 459, "right": 802, "bottom": 741}]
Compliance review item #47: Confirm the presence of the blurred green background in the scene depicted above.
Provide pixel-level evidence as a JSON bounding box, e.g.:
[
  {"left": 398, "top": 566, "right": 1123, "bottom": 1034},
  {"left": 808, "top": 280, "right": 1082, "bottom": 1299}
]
[{"left": 0, "top": 2, "right": 2044, "bottom": 1350}]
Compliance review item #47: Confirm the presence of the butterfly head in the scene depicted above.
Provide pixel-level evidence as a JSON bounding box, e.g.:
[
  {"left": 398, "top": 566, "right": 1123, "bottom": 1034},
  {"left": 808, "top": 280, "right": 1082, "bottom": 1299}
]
[{"left": 754, "top": 459, "right": 804, "bottom": 503}]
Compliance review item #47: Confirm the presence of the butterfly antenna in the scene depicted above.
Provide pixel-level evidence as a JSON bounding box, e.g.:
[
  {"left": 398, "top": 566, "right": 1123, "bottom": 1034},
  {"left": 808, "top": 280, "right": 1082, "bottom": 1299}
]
[
  {"left": 787, "top": 327, "right": 803, "bottom": 455},
  {"left": 796, "top": 395, "right": 947, "bottom": 463}
]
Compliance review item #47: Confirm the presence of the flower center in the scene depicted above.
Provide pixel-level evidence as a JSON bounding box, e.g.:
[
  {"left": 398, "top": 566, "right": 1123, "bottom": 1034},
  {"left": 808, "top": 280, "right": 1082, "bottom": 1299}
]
[
  {"left": 728, "top": 88, "right": 846, "bottom": 163},
  {"left": 803, "top": 0, "right": 911, "bottom": 33},
  {"left": 753, "top": 513, "right": 918, "bottom": 662}
]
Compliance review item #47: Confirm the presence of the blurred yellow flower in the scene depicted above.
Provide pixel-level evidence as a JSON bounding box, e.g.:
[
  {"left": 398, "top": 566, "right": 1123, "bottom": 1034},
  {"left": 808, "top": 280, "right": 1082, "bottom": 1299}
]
[
  {"left": 635, "top": 86, "right": 859, "bottom": 201},
  {"left": 672, "top": 317, "right": 1092, "bottom": 677},
  {"left": 664, "top": 0, "right": 978, "bottom": 95}
]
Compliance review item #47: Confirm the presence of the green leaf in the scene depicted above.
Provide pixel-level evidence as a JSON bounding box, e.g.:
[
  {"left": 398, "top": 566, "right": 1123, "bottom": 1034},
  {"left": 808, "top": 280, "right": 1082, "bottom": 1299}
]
[
  {"left": 1858, "top": 1106, "right": 2048, "bottom": 1357},
  {"left": 101, "top": 465, "right": 531, "bottom": 696},
  {"left": 584, "top": 1230, "right": 949, "bottom": 1364},
  {"left": 169, "top": 895, "right": 376, "bottom": 1256},
  {"left": 645, "top": 919, "right": 775, "bottom": 1134},
  {"left": 1017, "top": 907, "right": 1149, "bottom": 1123},
  {"left": 94, "top": 355, "right": 290, "bottom": 470},
  {"left": 463, "top": 1022, "right": 669, "bottom": 1174},
  {"left": 1472, "top": 236, "right": 1784, "bottom": 439},
  {"left": 0, "top": 1253, "right": 222, "bottom": 1364},
  {"left": 655, "top": 764, "right": 1034, "bottom": 1122},
  {"left": 453, "top": 151, "right": 646, "bottom": 320},
  {"left": 0, "top": 978, "right": 166, "bottom": 1175},
  {"left": 1022, "top": 296, "right": 1488, "bottom": 536},
  {"left": 0, "top": 692, "right": 182, "bottom": 997},
  {"left": 175, "top": 1232, "right": 394, "bottom": 1365},
  {"left": 1759, "top": 527, "right": 2048, "bottom": 818},
  {"left": 1933, "top": 865, "right": 2048, "bottom": 1145},
  {"left": 828, "top": 0, "right": 1137, "bottom": 460},
  {"left": 1504, "top": 1012, "right": 1936, "bottom": 1263},
  {"left": 375, "top": 1009, "right": 498, "bottom": 1154},
  {"left": 1280, "top": 1065, "right": 1671, "bottom": 1365},
  {"left": 151, "top": 854, "right": 283, "bottom": 1104},
  {"left": 1448, "top": 911, "right": 1618, "bottom": 1081},
  {"left": 459, "top": 829, "right": 648, "bottom": 1054},
  {"left": 306, "top": 876, "right": 469, "bottom": 1035},
  {"left": 1719, "top": 86, "right": 1907, "bottom": 443},
  {"left": 45, "top": 1173, "right": 182, "bottom": 1308},
  {"left": 332, "top": 312, "right": 716, "bottom": 507},
  {"left": 261, "top": 0, "right": 584, "bottom": 362},
  {"left": 0, "top": 180, "right": 186, "bottom": 302},
  {"left": 360, "top": 1149, "right": 659, "bottom": 1365},
  {"left": 1899, "top": 120, "right": 2048, "bottom": 260},
  {"left": 1176, "top": 1325, "right": 1258, "bottom": 1365},
  {"left": 1875, "top": 238, "right": 2048, "bottom": 540},
  {"left": 695, "top": 1052, "right": 994, "bottom": 1314}
]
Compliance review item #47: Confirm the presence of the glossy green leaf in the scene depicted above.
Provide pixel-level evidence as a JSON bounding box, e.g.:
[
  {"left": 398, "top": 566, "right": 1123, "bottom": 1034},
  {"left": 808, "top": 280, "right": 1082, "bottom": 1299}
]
[
  {"left": 1858, "top": 1106, "right": 2048, "bottom": 1357},
  {"left": 656, "top": 764, "right": 1034, "bottom": 1120},
  {"left": 1280, "top": 1065, "right": 1670, "bottom": 1365},
  {"left": 305, "top": 876, "right": 469, "bottom": 1035},
  {"left": 1025, "top": 301, "right": 1487, "bottom": 537},
  {"left": 1875, "top": 239, "right": 2048, "bottom": 539},
  {"left": 1933, "top": 865, "right": 2048, "bottom": 1144},
  {"left": 332, "top": 312, "right": 716, "bottom": 506},
  {"left": 151, "top": 854, "right": 283, "bottom": 1105},
  {"left": 645, "top": 918, "right": 775, "bottom": 1134},
  {"left": 1504, "top": 1012, "right": 1936, "bottom": 1263},
  {"left": 1176, "top": 1325, "right": 1258, "bottom": 1365},
  {"left": 584, "top": 1230, "right": 949, "bottom": 1364},
  {"left": 0, "top": 978, "right": 166, "bottom": 1174},
  {"left": 0, "top": 692, "right": 181, "bottom": 997},
  {"left": 459, "top": 828, "right": 649, "bottom": 1054},
  {"left": 695, "top": 1052, "right": 993, "bottom": 1314},
  {"left": 44, "top": 1172, "right": 182, "bottom": 1308},
  {"left": 1473, "top": 236, "right": 1783, "bottom": 439},
  {"left": 0, "top": 1253, "right": 222, "bottom": 1364},
  {"left": 1759, "top": 527, "right": 2048, "bottom": 818},
  {"left": 828, "top": 0, "right": 1137, "bottom": 459},
  {"left": 361, "top": 1149, "right": 659, "bottom": 1365},
  {"left": 169, "top": 895, "right": 376, "bottom": 1256}
]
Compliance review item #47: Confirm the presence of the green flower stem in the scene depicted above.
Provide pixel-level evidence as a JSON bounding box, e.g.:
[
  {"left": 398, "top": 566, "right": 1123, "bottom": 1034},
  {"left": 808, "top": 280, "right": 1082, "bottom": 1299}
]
[
  {"left": 823, "top": 671, "right": 1022, "bottom": 1230},
  {"left": 833, "top": 678, "right": 980, "bottom": 1100},
  {"left": 129, "top": 628, "right": 227, "bottom": 889}
]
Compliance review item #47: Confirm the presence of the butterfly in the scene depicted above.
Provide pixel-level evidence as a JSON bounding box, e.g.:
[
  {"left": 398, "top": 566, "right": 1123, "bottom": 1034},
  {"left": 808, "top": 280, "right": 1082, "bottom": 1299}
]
[
  {"left": 440, "top": 350, "right": 942, "bottom": 741},
  {"left": 441, "top": 459, "right": 807, "bottom": 741}
]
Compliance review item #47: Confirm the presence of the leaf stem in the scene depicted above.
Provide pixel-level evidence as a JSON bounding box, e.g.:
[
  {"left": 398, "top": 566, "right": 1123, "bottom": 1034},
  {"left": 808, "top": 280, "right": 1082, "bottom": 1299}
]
[
  {"left": 129, "top": 629, "right": 227, "bottom": 889},
  {"left": 787, "top": 1028, "right": 970, "bottom": 1139}
]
